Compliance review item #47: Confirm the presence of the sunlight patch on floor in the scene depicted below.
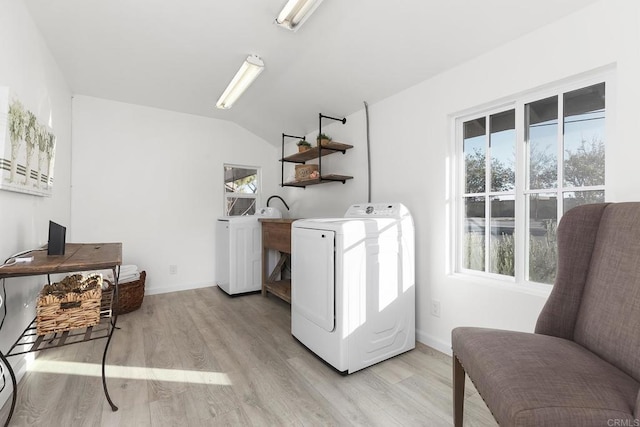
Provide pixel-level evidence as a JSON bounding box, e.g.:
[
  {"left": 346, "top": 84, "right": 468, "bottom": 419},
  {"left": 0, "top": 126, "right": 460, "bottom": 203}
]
[{"left": 26, "top": 360, "right": 232, "bottom": 385}]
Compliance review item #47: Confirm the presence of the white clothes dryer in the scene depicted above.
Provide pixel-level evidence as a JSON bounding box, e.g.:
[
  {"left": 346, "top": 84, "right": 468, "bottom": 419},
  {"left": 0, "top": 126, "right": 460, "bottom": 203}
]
[
  {"left": 291, "top": 203, "right": 415, "bottom": 374},
  {"left": 216, "top": 207, "right": 282, "bottom": 295}
]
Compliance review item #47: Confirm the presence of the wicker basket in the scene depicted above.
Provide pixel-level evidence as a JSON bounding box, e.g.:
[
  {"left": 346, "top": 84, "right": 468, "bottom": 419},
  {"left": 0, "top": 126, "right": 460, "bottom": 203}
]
[
  {"left": 110, "top": 270, "right": 146, "bottom": 314},
  {"left": 295, "top": 164, "right": 318, "bottom": 180},
  {"left": 36, "top": 274, "right": 103, "bottom": 336}
]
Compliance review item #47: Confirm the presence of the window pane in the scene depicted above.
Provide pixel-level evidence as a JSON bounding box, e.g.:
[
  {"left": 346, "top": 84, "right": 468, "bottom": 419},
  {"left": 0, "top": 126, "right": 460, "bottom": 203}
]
[
  {"left": 528, "top": 193, "right": 557, "bottom": 284},
  {"left": 490, "top": 110, "right": 515, "bottom": 192},
  {"left": 458, "top": 80, "right": 606, "bottom": 284},
  {"left": 226, "top": 197, "right": 256, "bottom": 216},
  {"left": 527, "top": 96, "right": 558, "bottom": 190},
  {"left": 563, "top": 83, "right": 605, "bottom": 187},
  {"left": 563, "top": 190, "right": 605, "bottom": 213},
  {"left": 225, "top": 166, "right": 258, "bottom": 194},
  {"left": 489, "top": 196, "right": 515, "bottom": 276},
  {"left": 464, "top": 197, "right": 485, "bottom": 271},
  {"left": 463, "top": 118, "right": 486, "bottom": 194}
]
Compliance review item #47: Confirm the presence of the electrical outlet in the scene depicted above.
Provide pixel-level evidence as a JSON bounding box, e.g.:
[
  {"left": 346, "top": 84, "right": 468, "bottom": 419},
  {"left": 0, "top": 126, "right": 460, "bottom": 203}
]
[
  {"left": 431, "top": 300, "right": 441, "bottom": 318},
  {"left": 169, "top": 265, "right": 178, "bottom": 275}
]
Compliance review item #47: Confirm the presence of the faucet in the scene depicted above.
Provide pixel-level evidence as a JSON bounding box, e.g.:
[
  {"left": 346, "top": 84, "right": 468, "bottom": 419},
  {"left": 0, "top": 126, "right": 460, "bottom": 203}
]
[{"left": 267, "top": 195, "right": 290, "bottom": 211}]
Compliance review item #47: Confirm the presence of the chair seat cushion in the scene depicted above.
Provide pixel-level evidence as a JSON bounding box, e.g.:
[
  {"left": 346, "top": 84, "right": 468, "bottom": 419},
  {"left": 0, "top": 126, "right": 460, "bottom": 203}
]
[{"left": 452, "top": 327, "right": 639, "bottom": 426}]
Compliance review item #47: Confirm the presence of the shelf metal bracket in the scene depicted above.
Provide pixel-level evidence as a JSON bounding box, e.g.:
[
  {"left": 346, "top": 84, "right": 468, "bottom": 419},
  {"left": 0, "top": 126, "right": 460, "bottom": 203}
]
[
  {"left": 280, "top": 133, "right": 306, "bottom": 187},
  {"left": 318, "top": 113, "right": 346, "bottom": 181}
]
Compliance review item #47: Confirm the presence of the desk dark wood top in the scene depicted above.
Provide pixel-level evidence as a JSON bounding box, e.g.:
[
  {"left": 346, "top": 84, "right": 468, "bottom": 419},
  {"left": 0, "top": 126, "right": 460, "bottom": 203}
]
[{"left": 0, "top": 243, "right": 122, "bottom": 279}]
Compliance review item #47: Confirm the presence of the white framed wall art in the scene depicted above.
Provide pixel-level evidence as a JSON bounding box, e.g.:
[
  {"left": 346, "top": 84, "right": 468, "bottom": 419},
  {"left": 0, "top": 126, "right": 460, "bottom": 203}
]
[{"left": 0, "top": 87, "right": 56, "bottom": 197}]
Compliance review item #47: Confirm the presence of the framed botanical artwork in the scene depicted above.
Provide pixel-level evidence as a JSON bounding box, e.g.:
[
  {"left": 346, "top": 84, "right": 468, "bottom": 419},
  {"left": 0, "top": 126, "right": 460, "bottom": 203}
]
[{"left": 0, "top": 87, "right": 56, "bottom": 197}]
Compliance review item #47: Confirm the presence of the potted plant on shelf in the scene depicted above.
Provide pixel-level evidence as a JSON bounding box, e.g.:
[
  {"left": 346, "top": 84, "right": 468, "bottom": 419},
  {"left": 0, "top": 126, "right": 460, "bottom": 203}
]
[
  {"left": 297, "top": 139, "right": 312, "bottom": 152},
  {"left": 317, "top": 133, "right": 332, "bottom": 147}
]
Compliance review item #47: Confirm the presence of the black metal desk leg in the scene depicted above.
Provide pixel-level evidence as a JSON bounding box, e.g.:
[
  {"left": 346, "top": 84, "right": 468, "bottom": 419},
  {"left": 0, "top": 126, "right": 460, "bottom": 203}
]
[
  {"left": 102, "top": 266, "right": 119, "bottom": 411},
  {"left": 1, "top": 351, "right": 17, "bottom": 427},
  {"left": 101, "top": 321, "right": 118, "bottom": 411}
]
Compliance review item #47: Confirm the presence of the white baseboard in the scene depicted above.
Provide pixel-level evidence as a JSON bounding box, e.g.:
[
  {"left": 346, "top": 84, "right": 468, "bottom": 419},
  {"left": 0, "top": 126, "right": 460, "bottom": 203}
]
[
  {"left": 144, "top": 281, "right": 215, "bottom": 296},
  {"left": 416, "top": 328, "right": 452, "bottom": 356}
]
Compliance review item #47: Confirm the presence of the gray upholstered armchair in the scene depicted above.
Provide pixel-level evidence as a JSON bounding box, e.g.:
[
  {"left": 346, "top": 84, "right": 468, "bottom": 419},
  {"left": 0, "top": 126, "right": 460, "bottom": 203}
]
[{"left": 452, "top": 203, "right": 640, "bottom": 426}]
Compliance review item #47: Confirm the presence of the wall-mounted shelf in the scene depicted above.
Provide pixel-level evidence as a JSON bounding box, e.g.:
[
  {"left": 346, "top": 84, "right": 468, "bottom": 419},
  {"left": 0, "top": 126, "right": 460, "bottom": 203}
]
[
  {"left": 284, "top": 174, "right": 353, "bottom": 187},
  {"left": 280, "top": 114, "right": 353, "bottom": 188},
  {"left": 282, "top": 141, "right": 353, "bottom": 163}
]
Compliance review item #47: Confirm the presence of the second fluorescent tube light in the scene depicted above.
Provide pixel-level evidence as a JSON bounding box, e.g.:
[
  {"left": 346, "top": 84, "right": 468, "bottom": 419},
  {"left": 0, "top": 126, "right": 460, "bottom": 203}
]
[
  {"left": 216, "top": 55, "right": 264, "bottom": 110},
  {"left": 275, "top": 0, "right": 324, "bottom": 32}
]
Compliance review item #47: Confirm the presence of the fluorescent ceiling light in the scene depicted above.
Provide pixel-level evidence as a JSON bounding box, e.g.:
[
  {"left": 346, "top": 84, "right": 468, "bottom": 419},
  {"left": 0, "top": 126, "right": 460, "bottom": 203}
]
[
  {"left": 216, "top": 55, "right": 264, "bottom": 109},
  {"left": 275, "top": 0, "right": 324, "bottom": 32}
]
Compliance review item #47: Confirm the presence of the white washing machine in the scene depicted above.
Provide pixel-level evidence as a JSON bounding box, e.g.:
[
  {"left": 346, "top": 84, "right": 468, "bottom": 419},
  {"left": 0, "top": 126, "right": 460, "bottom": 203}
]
[
  {"left": 216, "top": 207, "right": 282, "bottom": 295},
  {"left": 291, "top": 203, "right": 415, "bottom": 374}
]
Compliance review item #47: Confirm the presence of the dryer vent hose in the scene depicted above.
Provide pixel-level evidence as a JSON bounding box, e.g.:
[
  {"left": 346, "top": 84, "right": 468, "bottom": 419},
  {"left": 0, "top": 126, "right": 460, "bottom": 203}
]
[{"left": 364, "top": 101, "right": 371, "bottom": 203}]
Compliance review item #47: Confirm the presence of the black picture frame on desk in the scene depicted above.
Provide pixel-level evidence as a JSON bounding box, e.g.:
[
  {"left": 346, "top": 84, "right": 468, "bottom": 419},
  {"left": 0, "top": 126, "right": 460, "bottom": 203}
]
[{"left": 47, "top": 220, "right": 66, "bottom": 255}]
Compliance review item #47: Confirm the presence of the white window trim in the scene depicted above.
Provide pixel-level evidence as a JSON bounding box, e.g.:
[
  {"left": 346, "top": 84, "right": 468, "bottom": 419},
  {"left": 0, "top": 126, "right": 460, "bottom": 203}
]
[
  {"left": 223, "top": 163, "right": 262, "bottom": 216},
  {"left": 450, "top": 68, "right": 615, "bottom": 292}
]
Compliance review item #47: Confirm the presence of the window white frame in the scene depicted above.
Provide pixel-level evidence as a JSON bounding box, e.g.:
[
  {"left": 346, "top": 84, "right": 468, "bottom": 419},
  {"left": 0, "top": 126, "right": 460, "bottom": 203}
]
[
  {"left": 223, "top": 163, "right": 262, "bottom": 216},
  {"left": 453, "top": 70, "right": 614, "bottom": 288}
]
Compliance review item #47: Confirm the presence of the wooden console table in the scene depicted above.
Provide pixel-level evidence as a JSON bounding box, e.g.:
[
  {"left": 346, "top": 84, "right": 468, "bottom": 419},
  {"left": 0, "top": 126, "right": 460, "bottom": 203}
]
[
  {"left": 259, "top": 219, "right": 296, "bottom": 303},
  {"left": 0, "top": 243, "right": 122, "bottom": 427}
]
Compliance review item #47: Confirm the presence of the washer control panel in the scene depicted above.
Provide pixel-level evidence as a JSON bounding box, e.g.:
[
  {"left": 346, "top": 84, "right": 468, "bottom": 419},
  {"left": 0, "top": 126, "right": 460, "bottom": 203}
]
[{"left": 344, "top": 203, "right": 404, "bottom": 218}]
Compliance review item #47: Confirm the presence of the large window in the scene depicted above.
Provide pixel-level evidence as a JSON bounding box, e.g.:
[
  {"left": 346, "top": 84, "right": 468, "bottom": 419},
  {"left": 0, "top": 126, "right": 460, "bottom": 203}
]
[
  {"left": 224, "top": 164, "right": 260, "bottom": 216},
  {"left": 458, "top": 79, "right": 607, "bottom": 285}
]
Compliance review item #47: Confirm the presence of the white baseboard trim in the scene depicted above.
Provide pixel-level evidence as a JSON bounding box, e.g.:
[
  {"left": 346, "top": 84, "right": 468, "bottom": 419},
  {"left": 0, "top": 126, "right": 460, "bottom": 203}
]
[
  {"left": 144, "top": 281, "right": 215, "bottom": 296},
  {"left": 416, "top": 328, "right": 452, "bottom": 356}
]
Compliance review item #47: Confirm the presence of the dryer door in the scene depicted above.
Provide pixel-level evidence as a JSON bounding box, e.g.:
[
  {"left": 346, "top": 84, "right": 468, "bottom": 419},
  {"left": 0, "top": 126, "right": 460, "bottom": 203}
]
[{"left": 292, "top": 227, "right": 335, "bottom": 332}]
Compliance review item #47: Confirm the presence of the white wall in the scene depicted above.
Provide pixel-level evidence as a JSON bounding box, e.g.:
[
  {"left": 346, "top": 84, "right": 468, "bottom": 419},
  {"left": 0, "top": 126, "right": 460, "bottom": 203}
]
[
  {"left": 0, "top": 0, "right": 72, "bottom": 402},
  {"left": 71, "top": 96, "right": 280, "bottom": 294},
  {"left": 285, "top": 0, "right": 640, "bottom": 354}
]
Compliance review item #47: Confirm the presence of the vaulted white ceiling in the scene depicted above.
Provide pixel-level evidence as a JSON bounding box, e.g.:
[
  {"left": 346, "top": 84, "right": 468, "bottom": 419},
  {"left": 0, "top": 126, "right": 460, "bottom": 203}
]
[{"left": 24, "top": 0, "right": 601, "bottom": 145}]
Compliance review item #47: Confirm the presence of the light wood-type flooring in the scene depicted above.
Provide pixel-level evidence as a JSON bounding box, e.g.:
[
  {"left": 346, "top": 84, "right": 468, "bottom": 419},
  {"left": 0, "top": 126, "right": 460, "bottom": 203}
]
[{"left": 0, "top": 287, "right": 497, "bottom": 426}]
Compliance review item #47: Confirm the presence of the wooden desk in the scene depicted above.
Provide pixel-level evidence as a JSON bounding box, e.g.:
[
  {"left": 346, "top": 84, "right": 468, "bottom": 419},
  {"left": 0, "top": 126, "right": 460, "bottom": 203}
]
[
  {"left": 259, "top": 219, "right": 296, "bottom": 303},
  {"left": 0, "top": 243, "right": 122, "bottom": 279},
  {"left": 0, "top": 242, "right": 122, "bottom": 426}
]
